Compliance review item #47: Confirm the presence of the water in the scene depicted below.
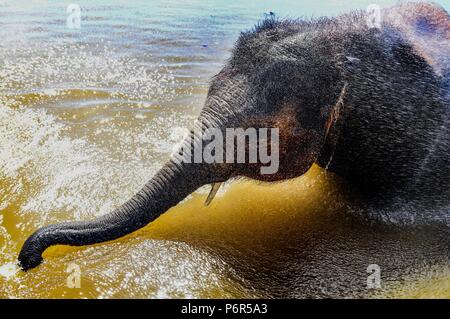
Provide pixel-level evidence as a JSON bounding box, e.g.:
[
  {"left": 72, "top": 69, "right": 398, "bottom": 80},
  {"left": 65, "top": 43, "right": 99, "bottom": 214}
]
[{"left": 1, "top": 0, "right": 450, "bottom": 298}]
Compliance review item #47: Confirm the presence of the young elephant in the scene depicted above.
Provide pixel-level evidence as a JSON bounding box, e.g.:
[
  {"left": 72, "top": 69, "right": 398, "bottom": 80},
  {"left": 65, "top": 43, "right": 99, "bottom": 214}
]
[{"left": 19, "top": 2, "right": 449, "bottom": 270}]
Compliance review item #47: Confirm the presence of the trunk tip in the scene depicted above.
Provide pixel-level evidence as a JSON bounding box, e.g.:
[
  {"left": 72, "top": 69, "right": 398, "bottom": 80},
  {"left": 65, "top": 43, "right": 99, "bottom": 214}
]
[{"left": 18, "top": 228, "right": 50, "bottom": 271}]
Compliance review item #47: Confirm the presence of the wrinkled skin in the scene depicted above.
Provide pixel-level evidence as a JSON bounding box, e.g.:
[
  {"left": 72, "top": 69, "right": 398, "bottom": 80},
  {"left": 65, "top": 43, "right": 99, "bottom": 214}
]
[{"left": 19, "top": 3, "right": 450, "bottom": 270}]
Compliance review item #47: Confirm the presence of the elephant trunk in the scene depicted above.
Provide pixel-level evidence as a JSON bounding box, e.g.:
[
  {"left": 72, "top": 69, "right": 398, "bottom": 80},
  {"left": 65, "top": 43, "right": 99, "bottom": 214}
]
[{"left": 18, "top": 128, "right": 223, "bottom": 271}]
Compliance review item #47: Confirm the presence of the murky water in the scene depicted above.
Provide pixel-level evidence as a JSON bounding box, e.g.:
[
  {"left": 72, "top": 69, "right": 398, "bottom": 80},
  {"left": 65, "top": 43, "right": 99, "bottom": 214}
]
[{"left": 0, "top": 0, "right": 449, "bottom": 298}]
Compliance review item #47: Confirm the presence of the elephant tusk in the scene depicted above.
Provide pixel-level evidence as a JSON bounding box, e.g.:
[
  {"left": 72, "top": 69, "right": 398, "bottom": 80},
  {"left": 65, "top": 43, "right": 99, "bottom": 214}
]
[{"left": 204, "top": 182, "right": 222, "bottom": 206}]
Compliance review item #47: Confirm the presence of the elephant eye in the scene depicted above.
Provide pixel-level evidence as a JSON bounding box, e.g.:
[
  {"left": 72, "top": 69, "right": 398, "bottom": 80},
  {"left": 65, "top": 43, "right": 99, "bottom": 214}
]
[{"left": 292, "top": 127, "right": 308, "bottom": 137}]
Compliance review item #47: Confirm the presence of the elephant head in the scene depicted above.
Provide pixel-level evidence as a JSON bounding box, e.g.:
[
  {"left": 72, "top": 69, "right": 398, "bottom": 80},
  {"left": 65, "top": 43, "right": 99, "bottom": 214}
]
[{"left": 18, "top": 18, "right": 348, "bottom": 270}]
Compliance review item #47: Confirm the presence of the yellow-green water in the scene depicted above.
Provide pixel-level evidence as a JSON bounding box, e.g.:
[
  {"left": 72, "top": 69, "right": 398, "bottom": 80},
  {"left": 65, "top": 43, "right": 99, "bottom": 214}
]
[{"left": 1, "top": 0, "right": 449, "bottom": 298}]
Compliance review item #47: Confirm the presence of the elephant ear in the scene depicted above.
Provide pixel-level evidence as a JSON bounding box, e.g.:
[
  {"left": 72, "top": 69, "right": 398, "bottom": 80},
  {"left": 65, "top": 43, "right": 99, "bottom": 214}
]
[{"left": 386, "top": 2, "right": 450, "bottom": 76}]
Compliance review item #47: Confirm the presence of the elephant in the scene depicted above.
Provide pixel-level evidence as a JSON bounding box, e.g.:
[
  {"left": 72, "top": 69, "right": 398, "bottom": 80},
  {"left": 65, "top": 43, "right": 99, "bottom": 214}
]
[{"left": 18, "top": 2, "right": 449, "bottom": 270}]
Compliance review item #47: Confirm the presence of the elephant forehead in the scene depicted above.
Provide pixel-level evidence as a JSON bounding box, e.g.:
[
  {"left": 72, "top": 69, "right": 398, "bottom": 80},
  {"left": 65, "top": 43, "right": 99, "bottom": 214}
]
[{"left": 267, "top": 34, "right": 310, "bottom": 60}]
